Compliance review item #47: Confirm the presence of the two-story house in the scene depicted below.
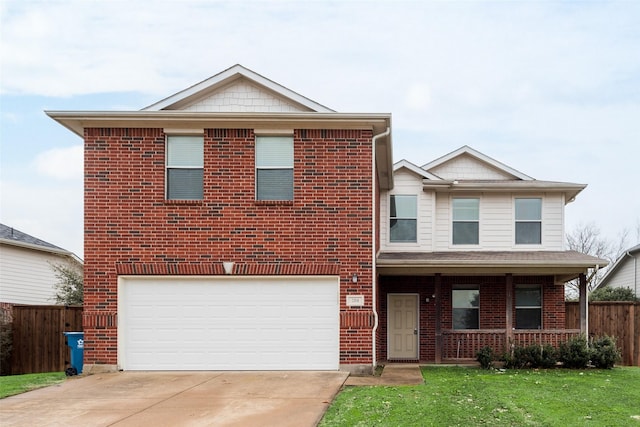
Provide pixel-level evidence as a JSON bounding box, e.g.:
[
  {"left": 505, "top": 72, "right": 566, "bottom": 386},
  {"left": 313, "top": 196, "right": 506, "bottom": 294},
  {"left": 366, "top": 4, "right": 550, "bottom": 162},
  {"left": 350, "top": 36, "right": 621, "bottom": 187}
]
[
  {"left": 48, "top": 65, "right": 392, "bottom": 374},
  {"left": 49, "top": 65, "right": 604, "bottom": 373},
  {"left": 377, "top": 147, "right": 606, "bottom": 362}
]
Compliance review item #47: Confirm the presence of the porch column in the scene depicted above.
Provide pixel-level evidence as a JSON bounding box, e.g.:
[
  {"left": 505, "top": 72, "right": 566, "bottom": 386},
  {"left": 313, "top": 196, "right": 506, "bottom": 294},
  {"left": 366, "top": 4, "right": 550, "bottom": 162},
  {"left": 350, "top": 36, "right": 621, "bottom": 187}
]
[
  {"left": 434, "top": 273, "right": 442, "bottom": 364},
  {"left": 505, "top": 274, "right": 514, "bottom": 344},
  {"left": 579, "top": 273, "right": 588, "bottom": 334}
]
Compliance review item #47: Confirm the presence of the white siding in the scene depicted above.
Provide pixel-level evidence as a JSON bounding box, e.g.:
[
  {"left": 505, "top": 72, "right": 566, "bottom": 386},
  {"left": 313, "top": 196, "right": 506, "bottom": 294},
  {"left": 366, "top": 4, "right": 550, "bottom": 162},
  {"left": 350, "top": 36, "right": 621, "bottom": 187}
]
[
  {"left": 430, "top": 192, "right": 565, "bottom": 251},
  {"left": 605, "top": 255, "right": 640, "bottom": 297},
  {"left": 428, "top": 154, "right": 515, "bottom": 180},
  {"left": 0, "top": 245, "right": 70, "bottom": 305},
  {"left": 380, "top": 169, "right": 433, "bottom": 251},
  {"left": 182, "top": 80, "right": 307, "bottom": 113}
]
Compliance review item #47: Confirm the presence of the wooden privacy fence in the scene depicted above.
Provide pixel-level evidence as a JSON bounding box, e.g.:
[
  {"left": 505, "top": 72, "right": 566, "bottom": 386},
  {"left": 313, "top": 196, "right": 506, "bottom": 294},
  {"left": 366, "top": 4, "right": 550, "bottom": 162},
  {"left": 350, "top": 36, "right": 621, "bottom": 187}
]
[
  {"left": 566, "top": 301, "right": 640, "bottom": 367},
  {"left": 9, "top": 305, "right": 83, "bottom": 375}
]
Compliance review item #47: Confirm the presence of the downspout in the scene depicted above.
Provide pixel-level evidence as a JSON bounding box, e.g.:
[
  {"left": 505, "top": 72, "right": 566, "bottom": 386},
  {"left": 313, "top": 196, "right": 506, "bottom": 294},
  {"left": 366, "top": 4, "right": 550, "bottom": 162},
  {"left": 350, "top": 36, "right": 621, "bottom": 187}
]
[{"left": 371, "top": 127, "right": 390, "bottom": 370}]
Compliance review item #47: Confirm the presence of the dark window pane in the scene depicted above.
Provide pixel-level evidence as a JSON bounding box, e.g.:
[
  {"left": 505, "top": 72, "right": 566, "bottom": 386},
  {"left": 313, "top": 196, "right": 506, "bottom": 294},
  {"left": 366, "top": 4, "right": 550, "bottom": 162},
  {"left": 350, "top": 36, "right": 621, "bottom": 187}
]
[
  {"left": 453, "top": 222, "right": 479, "bottom": 245},
  {"left": 516, "top": 222, "right": 541, "bottom": 244},
  {"left": 390, "top": 219, "right": 417, "bottom": 242},
  {"left": 257, "top": 169, "right": 293, "bottom": 200},
  {"left": 516, "top": 288, "right": 541, "bottom": 306},
  {"left": 453, "top": 308, "right": 479, "bottom": 329},
  {"left": 516, "top": 308, "right": 542, "bottom": 329},
  {"left": 167, "top": 168, "right": 203, "bottom": 200}
]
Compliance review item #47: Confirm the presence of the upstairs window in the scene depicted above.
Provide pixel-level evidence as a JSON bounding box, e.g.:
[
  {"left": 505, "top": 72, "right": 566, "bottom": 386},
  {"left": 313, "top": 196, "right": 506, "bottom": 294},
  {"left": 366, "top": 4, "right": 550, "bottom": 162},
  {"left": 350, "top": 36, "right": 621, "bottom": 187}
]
[
  {"left": 452, "top": 288, "right": 479, "bottom": 329},
  {"left": 515, "top": 198, "right": 542, "bottom": 244},
  {"left": 256, "top": 136, "right": 294, "bottom": 201},
  {"left": 166, "top": 135, "right": 204, "bottom": 200},
  {"left": 452, "top": 198, "right": 479, "bottom": 245},
  {"left": 390, "top": 195, "right": 417, "bottom": 242},
  {"left": 515, "top": 285, "right": 542, "bottom": 329}
]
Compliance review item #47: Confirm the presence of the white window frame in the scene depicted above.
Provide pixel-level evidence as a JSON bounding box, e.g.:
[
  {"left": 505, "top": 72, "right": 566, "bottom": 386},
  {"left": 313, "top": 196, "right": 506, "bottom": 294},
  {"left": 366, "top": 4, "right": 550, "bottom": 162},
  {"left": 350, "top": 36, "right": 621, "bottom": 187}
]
[
  {"left": 389, "top": 194, "right": 418, "bottom": 243},
  {"left": 514, "top": 284, "right": 542, "bottom": 330},
  {"left": 451, "top": 197, "right": 480, "bottom": 246},
  {"left": 514, "top": 197, "right": 543, "bottom": 245},
  {"left": 452, "top": 286, "right": 480, "bottom": 330},
  {"left": 165, "top": 134, "right": 204, "bottom": 200},
  {"left": 255, "top": 135, "right": 294, "bottom": 201}
]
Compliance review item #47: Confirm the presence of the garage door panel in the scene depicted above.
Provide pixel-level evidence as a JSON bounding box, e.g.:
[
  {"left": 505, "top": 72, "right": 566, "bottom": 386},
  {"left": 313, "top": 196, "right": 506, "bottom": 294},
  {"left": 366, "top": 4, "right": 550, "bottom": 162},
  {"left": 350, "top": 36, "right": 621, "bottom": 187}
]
[{"left": 119, "top": 277, "right": 339, "bottom": 370}]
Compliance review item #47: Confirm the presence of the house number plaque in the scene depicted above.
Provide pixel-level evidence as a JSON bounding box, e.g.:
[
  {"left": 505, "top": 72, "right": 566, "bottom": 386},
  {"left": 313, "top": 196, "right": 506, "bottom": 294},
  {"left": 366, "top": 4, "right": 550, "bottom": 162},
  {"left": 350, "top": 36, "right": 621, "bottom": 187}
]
[{"left": 346, "top": 295, "right": 365, "bottom": 307}]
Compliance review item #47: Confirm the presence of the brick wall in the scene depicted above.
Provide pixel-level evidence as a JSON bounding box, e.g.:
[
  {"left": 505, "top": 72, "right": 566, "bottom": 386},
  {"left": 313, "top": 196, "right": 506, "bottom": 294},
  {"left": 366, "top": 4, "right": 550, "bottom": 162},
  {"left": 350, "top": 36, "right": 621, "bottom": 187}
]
[{"left": 83, "top": 127, "right": 375, "bottom": 366}]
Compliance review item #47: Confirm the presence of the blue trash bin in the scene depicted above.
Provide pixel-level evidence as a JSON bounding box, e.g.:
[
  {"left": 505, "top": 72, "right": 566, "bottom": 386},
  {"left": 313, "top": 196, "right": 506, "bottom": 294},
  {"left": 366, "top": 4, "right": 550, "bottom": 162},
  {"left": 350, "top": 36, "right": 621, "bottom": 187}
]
[{"left": 63, "top": 332, "right": 84, "bottom": 376}]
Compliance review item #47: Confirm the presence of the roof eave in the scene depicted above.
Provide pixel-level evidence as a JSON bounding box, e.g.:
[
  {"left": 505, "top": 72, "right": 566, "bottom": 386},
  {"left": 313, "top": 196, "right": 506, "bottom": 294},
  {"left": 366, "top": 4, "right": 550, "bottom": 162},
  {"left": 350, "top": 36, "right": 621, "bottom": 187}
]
[{"left": 46, "top": 111, "right": 392, "bottom": 138}]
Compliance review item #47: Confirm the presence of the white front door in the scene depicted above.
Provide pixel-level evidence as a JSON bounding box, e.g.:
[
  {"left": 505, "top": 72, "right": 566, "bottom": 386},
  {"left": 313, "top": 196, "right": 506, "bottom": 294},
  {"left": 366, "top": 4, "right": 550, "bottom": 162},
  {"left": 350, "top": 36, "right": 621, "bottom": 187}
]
[{"left": 388, "top": 294, "right": 419, "bottom": 359}]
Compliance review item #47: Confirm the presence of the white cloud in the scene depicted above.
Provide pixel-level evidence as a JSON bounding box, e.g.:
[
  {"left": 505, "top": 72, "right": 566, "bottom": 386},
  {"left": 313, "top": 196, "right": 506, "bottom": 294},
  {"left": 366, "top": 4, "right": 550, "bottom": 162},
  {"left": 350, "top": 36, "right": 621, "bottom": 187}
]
[{"left": 33, "top": 145, "right": 83, "bottom": 180}]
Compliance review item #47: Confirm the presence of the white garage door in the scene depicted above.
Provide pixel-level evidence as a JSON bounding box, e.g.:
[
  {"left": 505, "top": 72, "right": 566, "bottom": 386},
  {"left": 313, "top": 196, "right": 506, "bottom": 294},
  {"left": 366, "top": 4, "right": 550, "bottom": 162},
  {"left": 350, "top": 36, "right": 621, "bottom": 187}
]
[{"left": 118, "top": 276, "right": 340, "bottom": 370}]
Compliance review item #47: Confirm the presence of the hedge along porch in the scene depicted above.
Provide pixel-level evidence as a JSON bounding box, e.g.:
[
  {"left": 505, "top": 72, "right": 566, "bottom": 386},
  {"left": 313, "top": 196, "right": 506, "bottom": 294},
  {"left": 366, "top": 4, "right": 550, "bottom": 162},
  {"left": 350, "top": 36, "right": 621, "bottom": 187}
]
[{"left": 376, "top": 251, "right": 600, "bottom": 363}]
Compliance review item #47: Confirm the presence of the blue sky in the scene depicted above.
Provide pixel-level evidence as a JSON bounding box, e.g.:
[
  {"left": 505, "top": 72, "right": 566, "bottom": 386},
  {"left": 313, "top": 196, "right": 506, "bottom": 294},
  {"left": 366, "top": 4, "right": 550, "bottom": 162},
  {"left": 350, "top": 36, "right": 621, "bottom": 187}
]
[{"left": 1, "top": 0, "right": 639, "bottom": 258}]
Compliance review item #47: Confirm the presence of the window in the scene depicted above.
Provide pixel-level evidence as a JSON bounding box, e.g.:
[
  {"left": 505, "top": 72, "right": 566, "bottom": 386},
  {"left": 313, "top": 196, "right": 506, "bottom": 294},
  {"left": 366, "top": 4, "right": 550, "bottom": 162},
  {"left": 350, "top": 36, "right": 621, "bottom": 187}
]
[
  {"left": 515, "top": 198, "right": 542, "bottom": 244},
  {"left": 390, "top": 195, "right": 417, "bottom": 242},
  {"left": 515, "top": 285, "right": 542, "bottom": 329},
  {"left": 452, "top": 198, "right": 479, "bottom": 245},
  {"left": 166, "top": 135, "right": 203, "bottom": 200},
  {"left": 256, "top": 136, "right": 294, "bottom": 201},
  {"left": 452, "top": 288, "right": 479, "bottom": 329}
]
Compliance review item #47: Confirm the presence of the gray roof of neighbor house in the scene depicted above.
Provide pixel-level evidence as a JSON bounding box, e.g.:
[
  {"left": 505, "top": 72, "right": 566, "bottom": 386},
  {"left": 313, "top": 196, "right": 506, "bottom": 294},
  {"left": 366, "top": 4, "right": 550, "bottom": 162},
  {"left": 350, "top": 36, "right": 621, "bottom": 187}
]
[
  {"left": 596, "top": 243, "right": 640, "bottom": 289},
  {"left": 377, "top": 250, "right": 608, "bottom": 282},
  {"left": 0, "top": 223, "right": 82, "bottom": 263}
]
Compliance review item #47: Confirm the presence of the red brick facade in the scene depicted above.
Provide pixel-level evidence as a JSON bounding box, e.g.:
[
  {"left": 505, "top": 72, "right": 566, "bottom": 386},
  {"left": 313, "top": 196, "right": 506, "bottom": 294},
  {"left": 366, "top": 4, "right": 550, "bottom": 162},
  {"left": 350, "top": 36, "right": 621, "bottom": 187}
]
[{"left": 83, "top": 127, "right": 376, "bottom": 366}]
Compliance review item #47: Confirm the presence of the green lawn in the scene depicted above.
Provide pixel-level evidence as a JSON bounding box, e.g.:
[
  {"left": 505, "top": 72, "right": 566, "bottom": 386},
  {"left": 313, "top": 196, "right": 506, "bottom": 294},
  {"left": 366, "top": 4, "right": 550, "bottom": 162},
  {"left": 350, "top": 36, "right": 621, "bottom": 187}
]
[
  {"left": 0, "top": 372, "right": 66, "bottom": 399},
  {"left": 320, "top": 366, "right": 640, "bottom": 426}
]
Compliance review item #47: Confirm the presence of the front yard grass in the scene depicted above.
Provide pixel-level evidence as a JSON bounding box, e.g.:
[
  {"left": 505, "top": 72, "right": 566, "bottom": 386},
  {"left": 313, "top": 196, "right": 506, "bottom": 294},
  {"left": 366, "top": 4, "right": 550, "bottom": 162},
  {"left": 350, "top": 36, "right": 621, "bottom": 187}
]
[
  {"left": 0, "top": 372, "right": 66, "bottom": 399},
  {"left": 320, "top": 366, "right": 640, "bottom": 426}
]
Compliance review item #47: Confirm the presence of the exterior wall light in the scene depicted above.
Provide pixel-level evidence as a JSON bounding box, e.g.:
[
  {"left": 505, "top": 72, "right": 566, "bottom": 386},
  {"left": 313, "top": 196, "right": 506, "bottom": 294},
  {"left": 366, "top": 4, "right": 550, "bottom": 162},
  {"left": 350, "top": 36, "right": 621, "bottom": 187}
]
[{"left": 352, "top": 274, "right": 358, "bottom": 283}]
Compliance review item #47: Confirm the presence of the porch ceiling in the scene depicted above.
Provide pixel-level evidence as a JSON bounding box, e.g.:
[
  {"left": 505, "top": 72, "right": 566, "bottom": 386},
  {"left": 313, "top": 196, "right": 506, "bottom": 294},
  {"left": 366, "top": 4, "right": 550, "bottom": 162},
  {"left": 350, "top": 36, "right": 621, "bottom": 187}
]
[{"left": 376, "top": 250, "right": 608, "bottom": 282}]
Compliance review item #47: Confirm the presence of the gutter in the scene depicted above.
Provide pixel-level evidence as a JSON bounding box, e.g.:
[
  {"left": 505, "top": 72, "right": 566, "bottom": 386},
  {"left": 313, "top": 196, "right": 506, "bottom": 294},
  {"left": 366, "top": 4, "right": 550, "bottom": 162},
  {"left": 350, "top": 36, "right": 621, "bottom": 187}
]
[{"left": 371, "top": 127, "right": 391, "bottom": 370}]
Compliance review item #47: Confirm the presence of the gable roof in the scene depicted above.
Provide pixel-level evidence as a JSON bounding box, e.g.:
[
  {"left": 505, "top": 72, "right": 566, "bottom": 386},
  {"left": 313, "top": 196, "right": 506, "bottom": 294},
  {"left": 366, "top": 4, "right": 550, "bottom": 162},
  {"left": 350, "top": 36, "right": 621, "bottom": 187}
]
[
  {"left": 0, "top": 223, "right": 83, "bottom": 264},
  {"left": 596, "top": 243, "right": 640, "bottom": 289},
  {"left": 393, "top": 159, "right": 441, "bottom": 181},
  {"left": 421, "top": 145, "right": 533, "bottom": 181},
  {"left": 46, "top": 65, "right": 393, "bottom": 190},
  {"left": 142, "top": 64, "right": 335, "bottom": 113}
]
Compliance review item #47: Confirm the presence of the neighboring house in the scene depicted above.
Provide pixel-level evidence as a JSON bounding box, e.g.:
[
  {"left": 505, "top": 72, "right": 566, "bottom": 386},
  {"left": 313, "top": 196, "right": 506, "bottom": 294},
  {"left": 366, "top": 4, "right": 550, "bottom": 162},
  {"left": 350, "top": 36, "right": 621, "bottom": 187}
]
[
  {"left": 47, "top": 65, "right": 603, "bottom": 373},
  {"left": 595, "top": 244, "right": 640, "bottom": 298},
  {"left": 377, "top": 147, "right": 606, "bottom": 362},
  {"left": 0, "top": 223, "right": 83, "bottom": 313}
]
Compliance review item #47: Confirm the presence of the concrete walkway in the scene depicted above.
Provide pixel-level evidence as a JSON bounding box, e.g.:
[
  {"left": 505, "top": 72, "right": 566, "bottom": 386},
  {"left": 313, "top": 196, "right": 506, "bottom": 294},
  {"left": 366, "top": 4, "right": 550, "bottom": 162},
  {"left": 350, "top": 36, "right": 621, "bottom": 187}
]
[
  {"left": 345, "top": 364, "right": 424, "bottom": 386},
  {"left": 0, "top": 371, "right": 348, "bottom": 427}
]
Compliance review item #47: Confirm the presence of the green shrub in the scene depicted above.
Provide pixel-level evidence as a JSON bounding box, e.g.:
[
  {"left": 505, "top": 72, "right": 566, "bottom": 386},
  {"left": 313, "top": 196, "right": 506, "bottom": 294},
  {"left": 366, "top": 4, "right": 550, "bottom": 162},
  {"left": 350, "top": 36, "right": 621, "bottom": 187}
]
[
  {"left": 502, "top": 345, "right": 529, "bottom": 369},
  {"left": 590, "top": 335, "right": 621, "bottom": 369},
  {"left": 0, "top": 316, "right": 11, "bottom": 376},
  {"left": 559, "top": 335, "right": 590, "bottom": 369},
  {"left": 476, "top": 346, "right": 495, "bottom": 369},
  {"left": 527, "top": 344, "right": 558, "bottom": 369}
]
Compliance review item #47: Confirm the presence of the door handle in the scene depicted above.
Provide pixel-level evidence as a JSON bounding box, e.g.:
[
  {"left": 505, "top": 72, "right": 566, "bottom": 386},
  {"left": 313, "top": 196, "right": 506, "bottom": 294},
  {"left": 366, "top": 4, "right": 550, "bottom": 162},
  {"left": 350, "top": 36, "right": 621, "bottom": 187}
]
[{"left": 414, "top": 329, "right": 418, "bottom": 335}]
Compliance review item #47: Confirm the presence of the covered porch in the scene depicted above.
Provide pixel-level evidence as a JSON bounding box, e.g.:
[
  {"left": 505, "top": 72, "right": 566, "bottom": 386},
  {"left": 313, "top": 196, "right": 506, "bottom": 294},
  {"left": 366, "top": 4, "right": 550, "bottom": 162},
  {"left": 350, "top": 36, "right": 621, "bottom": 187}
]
[{"left": 376, "top": 251, "right": 606, "bottom": 363}]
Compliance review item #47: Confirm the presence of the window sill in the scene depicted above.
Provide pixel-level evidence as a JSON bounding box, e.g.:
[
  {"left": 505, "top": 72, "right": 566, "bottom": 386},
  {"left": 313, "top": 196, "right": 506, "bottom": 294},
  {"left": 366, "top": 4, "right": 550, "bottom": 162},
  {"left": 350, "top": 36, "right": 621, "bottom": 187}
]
[
  {"left": 164, "top": 199, "right": 204, "bottom": 206},
  {"left": 255, "top": 200, "right": 294, "bottom": 206}
]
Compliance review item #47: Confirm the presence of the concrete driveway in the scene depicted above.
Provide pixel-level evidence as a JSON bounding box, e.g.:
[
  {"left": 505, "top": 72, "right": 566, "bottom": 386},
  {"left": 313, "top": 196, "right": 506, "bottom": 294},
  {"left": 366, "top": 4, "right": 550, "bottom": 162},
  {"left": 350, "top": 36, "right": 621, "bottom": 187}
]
[{"left": 0, "top": 371, "right": 348, "bottom": 427}]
